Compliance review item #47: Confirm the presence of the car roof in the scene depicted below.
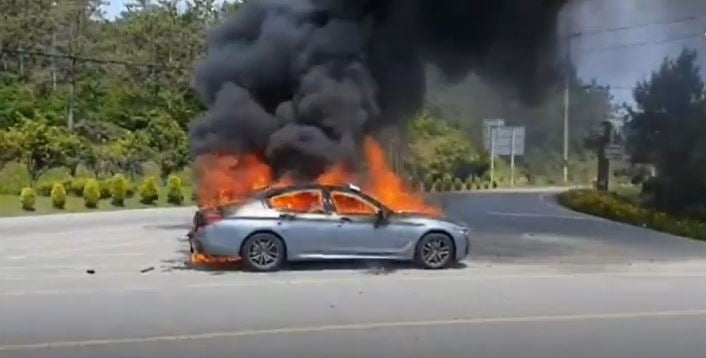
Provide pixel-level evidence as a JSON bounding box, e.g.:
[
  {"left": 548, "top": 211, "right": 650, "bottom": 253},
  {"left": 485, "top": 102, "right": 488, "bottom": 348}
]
[
  {"left": 256, "top": 183, "right": 360, "bottom": 197},
  {"left": 255, "top": 184, "right": 385, "bottom": 208}
]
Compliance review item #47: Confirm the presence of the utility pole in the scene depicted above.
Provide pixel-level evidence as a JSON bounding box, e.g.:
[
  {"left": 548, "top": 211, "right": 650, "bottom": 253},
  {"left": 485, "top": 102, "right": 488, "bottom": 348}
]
[
  {"left": 51, "top": 1, "right": 58, "bottom": 91},
  {"left": 490, "top": 127, "right": 496, "bottom": 185},
  {"left": 510, "top": 127, "right": 516, "bottom": 187},
  {"left": 563, "top": 32, "right": 575, "bottom": 185}
]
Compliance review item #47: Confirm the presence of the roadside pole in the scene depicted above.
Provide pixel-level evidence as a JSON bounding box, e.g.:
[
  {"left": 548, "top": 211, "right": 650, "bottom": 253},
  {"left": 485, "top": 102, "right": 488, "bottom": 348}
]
[
  {"left": 490, "top": 127, "right": 496, "bottom": 185},
  {"left": 510, "top": 127, "right": 516, "bottom": 186}
]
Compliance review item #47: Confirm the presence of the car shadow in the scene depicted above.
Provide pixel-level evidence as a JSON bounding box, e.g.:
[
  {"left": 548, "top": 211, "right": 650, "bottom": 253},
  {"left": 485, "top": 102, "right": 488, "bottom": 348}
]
[{"left": 163, "top": 244, "right": 467, "bottom": 275}]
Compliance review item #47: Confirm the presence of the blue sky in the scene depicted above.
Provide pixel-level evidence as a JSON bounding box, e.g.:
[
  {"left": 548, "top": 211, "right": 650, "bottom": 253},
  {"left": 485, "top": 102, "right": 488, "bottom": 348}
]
[{"left": 103, "top": 0, "right": 126, "bottom": 19}]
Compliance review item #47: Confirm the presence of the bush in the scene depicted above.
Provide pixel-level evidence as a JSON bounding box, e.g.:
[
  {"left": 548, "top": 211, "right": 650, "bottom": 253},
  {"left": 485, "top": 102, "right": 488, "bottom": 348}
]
[
  {"left": 50, "top": 183, "right": 67, "bottom": 209},
  {"left": 98, "top": 179, "right": 112, "bottom": 199},
  {"left": 453, "top": 178, "right": 464, "bottom": 191},
  {"left": 110, "top": 174, "right": 129, "bottom": 206},
  {"left": 139, "top": 176, "right": 159, "bottom": 205},
  {"left": 166, "top": 174, "right": 184, "bottom": 205},
  {"left": 441, "top": 176, "right": 453, "bottom": 192},
  {"left": 466, "top": 177, "right": 474, "bottom": 191},
  {"left": 70, "top": 177, "right": 88, "bottom": 197},
  {"left": 83, "top": 179, "right": 101, "bottom": 209},
  {"left": 19, "top": 187, "right": 36, "bottom": 211},
  {"left": 558, "top": 189, "right": 706, "bottom": 241}
]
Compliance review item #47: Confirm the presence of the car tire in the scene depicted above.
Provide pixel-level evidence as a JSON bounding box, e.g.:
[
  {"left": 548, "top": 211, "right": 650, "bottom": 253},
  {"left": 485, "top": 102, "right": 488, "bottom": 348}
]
[
  {"left": 241, "top": 233, "right": 286, "bottom": 272},
  {"left": 415, "top": 233, "right": 455, "bottom": 269}
]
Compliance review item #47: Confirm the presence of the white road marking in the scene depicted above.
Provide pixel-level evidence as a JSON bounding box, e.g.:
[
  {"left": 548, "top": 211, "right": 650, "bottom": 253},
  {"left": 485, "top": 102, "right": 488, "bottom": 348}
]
[{"left": 2, "top": 309, "right": 706, "bottom": 351}]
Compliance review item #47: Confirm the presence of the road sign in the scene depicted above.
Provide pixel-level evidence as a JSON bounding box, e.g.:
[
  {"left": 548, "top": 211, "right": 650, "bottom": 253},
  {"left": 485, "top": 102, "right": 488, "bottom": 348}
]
[
  {"left": 488, "top": 126, "right": 525, "bottom": 156},
  {"left": 483, "top": 119, "right": 505, "bottom": 151},
  {"left": 485, "top": 125, "right": 525, "bottom": 187}
]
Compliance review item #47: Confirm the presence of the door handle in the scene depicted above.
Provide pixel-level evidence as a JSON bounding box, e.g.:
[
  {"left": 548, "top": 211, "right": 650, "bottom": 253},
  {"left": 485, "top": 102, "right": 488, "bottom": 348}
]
[
  {"left": 279, "top": 213, "right": 295, "bottom": 220},
  {"left": 340, "top": 217, "right": 352, "bottom": 223}
]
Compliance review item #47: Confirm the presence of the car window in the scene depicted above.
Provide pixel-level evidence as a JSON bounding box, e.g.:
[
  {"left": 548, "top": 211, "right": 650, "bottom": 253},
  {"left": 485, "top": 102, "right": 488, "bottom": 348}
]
[
  {"left": 331, "top": 191, "right": 377, "bottom": 216},
  {"left": 268, "top": 190, "right": 325, "bottom": 214}
]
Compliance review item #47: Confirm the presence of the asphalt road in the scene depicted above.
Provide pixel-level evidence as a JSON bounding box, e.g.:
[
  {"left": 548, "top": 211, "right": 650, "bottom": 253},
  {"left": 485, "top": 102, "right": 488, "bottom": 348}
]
[{"left": 2, "top": 191, "right": 706, "bottom": 358}]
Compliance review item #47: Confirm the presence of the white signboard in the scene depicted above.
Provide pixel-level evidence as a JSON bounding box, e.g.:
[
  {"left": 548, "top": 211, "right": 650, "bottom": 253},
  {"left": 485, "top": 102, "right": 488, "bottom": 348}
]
[
  {"left": 483, "top": 119, "right": 506, "bottom": 151},
  {"left": 488, "top": 126, "right": 525, "bottom": 156}
]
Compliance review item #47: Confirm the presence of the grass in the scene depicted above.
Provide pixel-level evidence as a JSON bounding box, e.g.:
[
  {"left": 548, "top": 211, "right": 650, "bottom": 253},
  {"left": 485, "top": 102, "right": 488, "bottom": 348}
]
[{"left": 0, "top": 186, "right": 195, "bottom": 217}]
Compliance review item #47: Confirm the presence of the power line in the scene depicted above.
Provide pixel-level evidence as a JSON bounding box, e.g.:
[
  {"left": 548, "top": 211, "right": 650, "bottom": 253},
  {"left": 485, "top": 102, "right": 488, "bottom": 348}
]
[
  {"left": 575, "top": 32, "right": 705, "bottom": 54},
  {"left": 0, "top": 48, "right": 188, "bottom": 71},
  {"left": 573, "top": 14, "right": 706, "bottom": 38}
]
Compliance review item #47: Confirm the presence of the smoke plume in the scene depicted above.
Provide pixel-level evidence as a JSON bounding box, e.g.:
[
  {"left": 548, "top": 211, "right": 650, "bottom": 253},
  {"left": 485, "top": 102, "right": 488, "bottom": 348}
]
[{"left": 190, "top": 0, "right": 568, "bottom": 180}]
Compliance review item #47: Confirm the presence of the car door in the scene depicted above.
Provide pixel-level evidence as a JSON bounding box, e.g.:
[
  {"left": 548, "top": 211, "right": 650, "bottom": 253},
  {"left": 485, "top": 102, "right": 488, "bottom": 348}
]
[
  {"left": 267, "top": 189, "right": 339, "bottom": 258},
  {"left": 328, "top": 190, "right": 400, "bottom": 256}
]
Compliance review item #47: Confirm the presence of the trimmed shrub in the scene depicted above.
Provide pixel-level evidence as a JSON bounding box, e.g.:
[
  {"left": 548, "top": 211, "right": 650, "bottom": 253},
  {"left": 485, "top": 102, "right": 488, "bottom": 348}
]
[
  {"left": 558, "top": 189, "right": 706, "bottom": 241},
  {"left": 70, "top": 178, "right": 88, "bottom": 197},
  {"left": 98, "top": 179, "right": 112, "bottom": 199},
  {"left": 110, "top": 174, "right": 129, "bottom": 207},
  {"left": 441, "top": 176, "right": 453, "bottom": 192},
  {"left": 139, "top": 176, "right": 160, "bottom": 205},
  {"left": 466, "top": 177, "right": 474, "bottom": 191},
  {"left": 83, "top": 179, "right": 101, "bottom": 209},
  {"left": 166, "top": 174, "right": 184, "bottom": 205},
  {"left": 453, "top": 178, "right": 464, "bottom": 191},
  {"left": 50, "top": 183, "right": 67, "bottom": 209},
  {"left": 20, "top": 187, "right": 36, "bottom": 211}
]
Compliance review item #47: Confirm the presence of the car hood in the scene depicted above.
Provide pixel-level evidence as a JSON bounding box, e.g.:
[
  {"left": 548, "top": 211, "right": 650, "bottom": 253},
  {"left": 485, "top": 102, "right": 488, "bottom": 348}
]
[{"left": 392, "top": 212, "right": 466, "bottom": 228}]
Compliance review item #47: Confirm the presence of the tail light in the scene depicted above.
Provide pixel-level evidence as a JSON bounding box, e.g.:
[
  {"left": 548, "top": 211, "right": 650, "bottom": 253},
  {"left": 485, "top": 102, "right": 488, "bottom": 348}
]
[{"left": 192, "top": 209, "right": 224, "bottom": 231}]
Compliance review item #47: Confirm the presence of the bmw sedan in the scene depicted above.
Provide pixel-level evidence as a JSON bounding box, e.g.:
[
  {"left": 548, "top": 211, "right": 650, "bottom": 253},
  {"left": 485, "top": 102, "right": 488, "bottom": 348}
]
[{"left": 189, "top": 184, "right": 470, "bottom": 271}]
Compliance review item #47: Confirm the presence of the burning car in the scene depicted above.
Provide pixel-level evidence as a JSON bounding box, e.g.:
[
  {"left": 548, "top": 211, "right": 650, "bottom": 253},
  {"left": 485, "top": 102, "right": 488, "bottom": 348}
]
[{"left": 189, "top": 184, "right": 470, "bottom": 271}]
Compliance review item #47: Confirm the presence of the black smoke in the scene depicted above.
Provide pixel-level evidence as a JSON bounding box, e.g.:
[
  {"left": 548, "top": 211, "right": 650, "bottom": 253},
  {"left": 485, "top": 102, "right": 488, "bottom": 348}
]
[{"left": 190, "top": 0, "right": 568, "bottom": 180}]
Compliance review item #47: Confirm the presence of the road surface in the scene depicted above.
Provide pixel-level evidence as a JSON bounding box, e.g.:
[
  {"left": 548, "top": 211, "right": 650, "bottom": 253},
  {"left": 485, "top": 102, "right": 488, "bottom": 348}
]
[{"left": 2, "top": 192, "right": 706, "bottom": 358}]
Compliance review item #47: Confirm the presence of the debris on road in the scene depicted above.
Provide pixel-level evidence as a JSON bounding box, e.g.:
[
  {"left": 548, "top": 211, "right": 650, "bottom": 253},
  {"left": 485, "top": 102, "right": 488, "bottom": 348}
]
[
  {"left": 86, "top": 269, "right": 95, "bottom": 275},
  {"left": 140, "top": 266, "right": 155, "bottom": 274}
]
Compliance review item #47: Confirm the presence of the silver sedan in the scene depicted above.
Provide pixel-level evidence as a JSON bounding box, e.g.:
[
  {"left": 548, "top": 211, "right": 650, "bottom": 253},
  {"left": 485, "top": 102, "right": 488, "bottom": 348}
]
[{"left": 189, "top": 184, "right": 470, "bottom": 271}]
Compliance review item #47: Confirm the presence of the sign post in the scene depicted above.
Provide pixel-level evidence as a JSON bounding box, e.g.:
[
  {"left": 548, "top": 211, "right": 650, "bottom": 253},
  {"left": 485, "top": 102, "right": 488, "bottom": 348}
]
[
  {"left": 490, "top": 127, "right": 496, "bottom": 185},
  {"left": 483, "top": 121, "right": 525, "bottom": 186},
  {"left": 510, "top": 127, "right": 516, "bottom": 186}
]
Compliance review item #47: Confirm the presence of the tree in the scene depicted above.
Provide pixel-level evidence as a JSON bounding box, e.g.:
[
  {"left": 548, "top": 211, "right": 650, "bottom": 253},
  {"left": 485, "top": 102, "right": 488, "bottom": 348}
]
[
  {"left": 4, "top": 118, "right": 86, "bottom": 183},
  {"left": 406, "top": 111, "right": 482, "bottom": 183},
  {"left": 627, "top": 49, "right": 706, "bottom": 212},
  {"left": 144, "top": 112, "right": 189, "bottom": 178},
  {"left": 103, "top": 131, "right": 155, "bottom": 178}
]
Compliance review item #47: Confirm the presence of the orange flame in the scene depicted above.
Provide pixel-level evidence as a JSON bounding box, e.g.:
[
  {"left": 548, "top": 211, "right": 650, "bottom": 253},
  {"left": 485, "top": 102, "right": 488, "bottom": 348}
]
[
  {"left": 195, "top": 137, "right": 440, "bottom": 215},
  {"left": 362, "top": 137, "right": 441, "bottom": 216},
  {"left": 195, "top": 153, "right": 272, "bottom": 209},
  {"left": 190, "top": 252, "right": 240, "bottom": 266}
]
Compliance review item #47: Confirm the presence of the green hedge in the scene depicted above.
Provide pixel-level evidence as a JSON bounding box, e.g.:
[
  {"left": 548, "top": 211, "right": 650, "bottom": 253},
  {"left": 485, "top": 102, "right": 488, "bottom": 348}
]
[{"left": 558, "top": 189, "right": 706, "bottom": 241}]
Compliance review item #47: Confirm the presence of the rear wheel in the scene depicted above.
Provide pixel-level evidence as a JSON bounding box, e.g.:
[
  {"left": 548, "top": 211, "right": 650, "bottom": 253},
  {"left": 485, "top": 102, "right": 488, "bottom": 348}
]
[
  {"left": 241, "top": 233, "right": 285, "bottom": 272},
  {"left": 415, "top": 233, "right": 455, "bottom": 269}
]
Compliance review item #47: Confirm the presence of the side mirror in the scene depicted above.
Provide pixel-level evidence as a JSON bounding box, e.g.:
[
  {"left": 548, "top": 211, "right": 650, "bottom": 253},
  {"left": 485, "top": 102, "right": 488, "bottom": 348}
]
[{"left": 375, "top": 209, "right": 388, "bottom": 225}]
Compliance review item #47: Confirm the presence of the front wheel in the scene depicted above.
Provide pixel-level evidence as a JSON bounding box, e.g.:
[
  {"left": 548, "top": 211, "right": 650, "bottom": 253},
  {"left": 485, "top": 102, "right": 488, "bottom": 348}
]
[
  {"left": 415, "top": 233, "right": 455, "bottom": 269},
  {"left": 241, "top": 233, "right": 286, "bottom": 272}
]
